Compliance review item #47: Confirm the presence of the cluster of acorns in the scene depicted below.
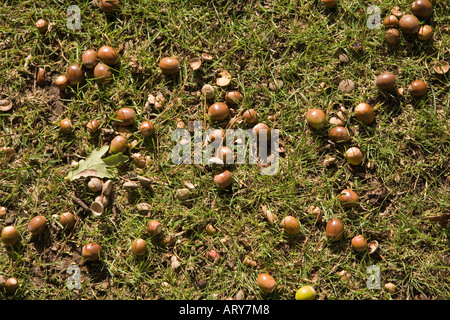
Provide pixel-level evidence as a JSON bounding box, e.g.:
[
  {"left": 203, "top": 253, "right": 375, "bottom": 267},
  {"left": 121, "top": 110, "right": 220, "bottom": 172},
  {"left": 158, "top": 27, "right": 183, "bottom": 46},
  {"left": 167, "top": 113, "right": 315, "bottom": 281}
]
[{"left": 383, "top": 0, "right": 435, "bottom": 45}]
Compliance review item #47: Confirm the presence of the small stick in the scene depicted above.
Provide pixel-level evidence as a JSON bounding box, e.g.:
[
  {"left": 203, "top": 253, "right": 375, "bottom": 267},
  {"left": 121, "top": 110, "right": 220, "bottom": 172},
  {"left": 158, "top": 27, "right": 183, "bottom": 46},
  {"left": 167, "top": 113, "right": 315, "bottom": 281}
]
[
  {"left": 71, "top": 194, "right": 90, "bottom": 211},
  {"left": 57, "top": 38, "right": 70, "bottom": 63}
]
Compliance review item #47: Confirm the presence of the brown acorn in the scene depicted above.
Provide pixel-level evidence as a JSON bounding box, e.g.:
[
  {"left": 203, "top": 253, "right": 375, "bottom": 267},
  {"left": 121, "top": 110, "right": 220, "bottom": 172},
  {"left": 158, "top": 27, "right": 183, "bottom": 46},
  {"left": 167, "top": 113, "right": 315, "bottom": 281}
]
[
  {"left": 139, "top": 121, "right": 155, "bottom": 137},
  {"left": 329, "top": 126, "right": 349, "bottom": 142},
  {"left": 60, "top": 212, "right": 76, "bottom": 230},
  {"left": 354, "top": 103, "right": 375, "bottom": 125},
  {"left": 351, "top": 235, "right": 368, "bottom": 252},
  {"left": 36, "top": 67, "right": 46, "bottom": 86},
  {"left": 98, "top": 0, "right": 120, "bottom": 13},
  {"left": 417, "top": 25, "right": 433, "bottom": 41},
  {"left": 82, "top": 49, "right": 98, "bottom": 69},
  {"left": 109, "top": 135, "right": 128, "bottom": 154},
  {"left": 325, "top": 218, "right": 344, "bottom": 241},
  {"left": 82, "top": 242, "right": 102, "bottom": 261},
  {"left": 1, "top": 226, "right": 20, "bottom": 246},
  {"left": 147, "top": 220, "right": 162, "bottom": 235},
  {"left": 408, "top": 80, "right": 428, "bottom": 97},
  {"left": 115, "top": 107, "right": 136, "bottom": 126},
  {"left": 54, "top": 75, "right": 69, "bottom": 91},
  {"left": 98, "top": 45, "right": 120, "bottom": 66},
  {"left": 383, "top": 15, "right": 399, "bottom": 28},
  {"left": 281, "top": 216, "right": 301, "bottom": 235},
  {"left": 321, "top": 0, "right": 336, "bottom": 8},
  {"left": 60, "top": 118, "right": 73, "bottom": 134},
  {"left": 66, "top": 63, "right": 84, "bottom": 85},
  {"left": 339, "top": 189, "right": 359, "bottom": 208},
  {"left": 224, "top": 90, "right": 243, "bottom": 105},
  {"left": 384, "top": 28, "right": 401, "bottom": 46},
  {"left": 28, "top": 215, "right": 47, "bottom": 236},
  {"left": 411, "top": 0, "right": 433, "bottom": 18},
  {"left": 36, "top": 19, "right": 48, "bottom": 33},
  {"left": 159, "top": 57, "right": 180, "bottom": 75},
  {"left": 214, "top": 170, "right": 232, "bottom": 189},
  {"left": 132, "top": 239, "right": 147, "bottom": 256},
  {"left": 208, "top": 102, "right": 229, "bottom": 121},
  {"left": 5, "top": 277, "right": 18, "bottom": 292},
  {"left": 257, "top": 273, "right": 277, "bottom": 293},
  {"left": 376, "top": 72, "right": 396, "bottom": 91},
  {"left": 398, "top": 14, "right": 420, "bottom": 34},
  {"left": 86, "top": 119, "right": 101, "bottom": 133},
  {"left": 93, "top": 63, "right": 113, "bottom": 84},
  {"left": 242, "top": 109, "right": 258, "bottom": 124}
]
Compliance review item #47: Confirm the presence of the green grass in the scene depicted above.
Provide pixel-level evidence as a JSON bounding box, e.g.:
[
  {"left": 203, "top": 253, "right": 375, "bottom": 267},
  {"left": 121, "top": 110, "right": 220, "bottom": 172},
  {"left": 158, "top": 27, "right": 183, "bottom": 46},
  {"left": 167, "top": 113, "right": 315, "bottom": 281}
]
[{"left": 0, "top": 0, "right": 449, "bottom": 300}]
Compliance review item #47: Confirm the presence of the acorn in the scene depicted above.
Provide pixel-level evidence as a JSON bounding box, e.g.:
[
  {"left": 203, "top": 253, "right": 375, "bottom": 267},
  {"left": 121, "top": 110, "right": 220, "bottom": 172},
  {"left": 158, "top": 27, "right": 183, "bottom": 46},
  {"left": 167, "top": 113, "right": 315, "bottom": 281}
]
[
  {"left": 109, "top": 135, "right": 128, "bottom": 154},
  {"left": 242, "top": 109, "right": 258, "bottom": 124},
  {"left": 351, "top": 235, "right": 368, "bottom": 252},
  {"left": 208, "top": 102, "right": 229, "bottom": 121},
  {"left": 398, "top": 14, "right": 420, "bottom": 34},
  {"left": 139, "top": 121, "right": 155, "bottom": 137},
  {"left": 208, "top": 129, "right": 225, "bottom": 142},
  {"left": 257, "top": 273, "right": 277, "bottom": 293},
  {"left": 295, "top": 285, "right": 316, "bottom": 300},
  {"left": 5, "top": 277, "right": 18, "bottom": 293},
  {"left": 36, "top": 19, "right": 48, "bottom": 33},
  {"left": 54, "top": 75, "right": 69, "bottom": 91},
  {"left": 86, "top": 119, "right": 101, "bottom": 133},
  {"left": 384, "top": 28, "right": 401, "bottom": 46},
  {"left": 411, "top": 0, "right": 433, "bottom": 18},
  {"left": 418, "top": 25, "right": 433, "bottom": 41},
  {"left": 66, "top": 63, "right": 83, "bottom": 85},
  {"left": 99, "top": 0, "right": 120, "bottom": 14},
  {"left": 147, "top": 220, "right": 162, "bottom": 235},
  {"left": 0, "top": 206, "right": 6, "bottom": 218},
  {"left": 115, "top": 107, "right": 136, "bottom": 126},
  {"left": 60, "top": 118, "right": 73, "bottom": 134},
  {"left": 345, "top": 147, "right": 363, "bottom": 165},
  {"left": 329, "top": 126, "right": 349, "bottom": 142},
  {"left": 82, "top": 49, "right": 98, "bottom": 69},
  {"left": 88, "top": 177, "right": 103, "bottom": 192},
  {"left": 383, "top": 15, "right": 399, "bottom": 28},
  {"left": 354, "top": 103, "right": 375, "bottom": 125},
  {"left": 36, "top": 67, "right": 46, "bottom": 86},
  {"left": 98, "top": 45, "right": 120, "bottom": 66},
  {"left": 408, "top": 80, "right": 428, "bottom": 97},
  {"left": 159, "top": 57, "right": 180, "bottom": 75},
  {"left": 281, "top": 216, "right": 301, "bottom": 235},
  {"left": 321, "top": 0, "right": 336, "bottom": 8},
  {"left": 216, "top": 146, "right": 234, "bottom": 164},
  {"left": 224, "top": 90, "right": 243, "bottom": 105},
  {"left": 252, "top": 123, "right": 271, "bottom": 142},
  {"left": 214, "top": 170, "right": 232, "bottom": 189},
  {"left": 325, "top": 218, "right": 344, "bottom": 241},
  {"left": 306, "top": 108, "right": 326, "bottom": 129},
  {"left": 1, "top": 226, "right": 20, "bottom": 246},
  {"left": 28, "top": 215, "right": 47, "bottom": 236},
  {"left": 82, "top": 242, "right": 102, "bottom": 261},
  {"left": 93, "top": 63, "right": 113, "bottom": 84},
  {"left": 339, "top": 189, "right": 359, "bottom": 208},
  {"left": 132, "top": 239, "right": 147, "bottom": 256},
  {"left": 376, "top": 72, "right": 396, "bottom": 91},
  {"left": 60, "top": 212, "right": 76, "bottom": 230}
]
